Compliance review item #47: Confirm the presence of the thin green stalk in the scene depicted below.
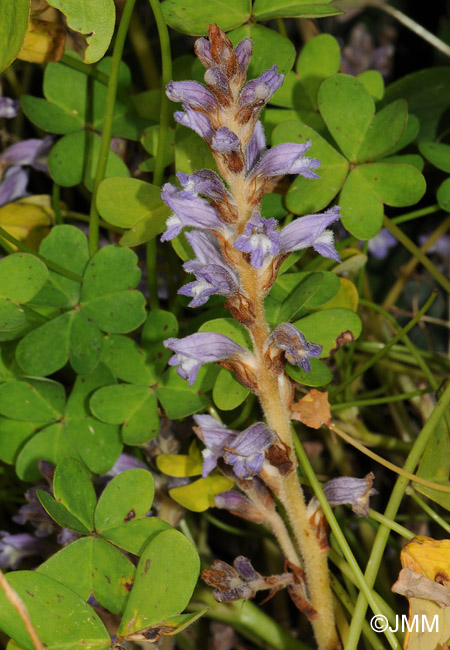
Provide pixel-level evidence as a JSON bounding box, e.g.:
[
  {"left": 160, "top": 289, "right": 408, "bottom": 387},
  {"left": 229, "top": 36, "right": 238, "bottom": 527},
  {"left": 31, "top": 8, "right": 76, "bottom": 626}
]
[
  {"left": 129, "top": 11, "right": 160, "bottom": 88},
  {"left": 203, "top": 512, "right": 266, "bottom": 538},
  {"left": 391, "top": 204, "right": 440, "bottom": 225},
  {"left": 331, "top": 387, "right": 433, "bottom": 410},
  {"left": 407, "top": 488, "right": 450, "bottom": 535},
  {"left": 333, "top": 291, "right": 437, "bottom": 397},
  {"left": 368, "top": 509, "right": 414, "bottom": 540},
  {"left": 0, "top": 226, "right": 83, "bottom": 282},
  {"left": 61, "top": 210, "right": 124, "bottom": 234},
  {"left": 229, "top": 393, "right": 255, "bottom": 428},
  {"left": 0, "top": 235, "right": 14, "bottom": 255},
  {"left": 345, "top": 380, "right": 450, "bottom": 650},
  {"left": 146, "top": 0, "right": 172, "bottom": 309},
  {"left": 88, "top": 0, "right": 136, "bottom": 257},
  {"left": 292, "top": 431, "right": 401, "bottom": 650},
  {"left": 52, "top": 183, "right": 63, "bottom": 225},
  {"left": 383, "top": 216, "right": 450, "bottom": 295}
]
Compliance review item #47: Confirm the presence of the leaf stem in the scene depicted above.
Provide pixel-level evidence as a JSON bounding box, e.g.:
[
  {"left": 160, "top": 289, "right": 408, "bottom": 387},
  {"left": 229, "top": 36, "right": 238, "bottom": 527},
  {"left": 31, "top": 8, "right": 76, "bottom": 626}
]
[
  {"left": 88, "top": 0, "right": 136, "bottom": 257},
  {"left": 52, "top": 182, "right": 63, "bottom": 225},
  {"left": 0, "top": 569, "right": 45, "bottom": 650},
  {"left": 391, "top": 204, "right": 440, "bottom": 225},
  {"left": 406, "top": 487, "right": 450, "bottom": 535},
  {"left": 0, "top": 226, "right": 83, "bottom": 282},
  {"left": 331, "top": 387, "right": 433, "bottom": 410},
  {"left": 345, "top": 379, "right": 450, "bottom": 650}
]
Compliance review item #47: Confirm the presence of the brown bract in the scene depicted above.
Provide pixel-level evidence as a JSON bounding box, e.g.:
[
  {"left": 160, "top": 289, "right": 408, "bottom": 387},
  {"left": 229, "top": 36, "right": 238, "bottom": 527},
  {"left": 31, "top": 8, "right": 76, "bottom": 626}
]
[{"left": 291, "top": 390, "right": 332, "bottom": 429}]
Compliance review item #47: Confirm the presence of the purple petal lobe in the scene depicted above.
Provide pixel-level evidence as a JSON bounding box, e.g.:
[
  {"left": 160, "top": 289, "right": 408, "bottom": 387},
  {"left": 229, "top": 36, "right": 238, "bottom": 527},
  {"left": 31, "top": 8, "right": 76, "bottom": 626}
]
[
  {"left": 160, "top": 182, "right": 225, "bottom": 241},
  {"left": 0, "top": 97, "right": 20, "bottom": 119},
  {"left": 368, "top": 228, "right": 397, "bottom": 259},
  {"left": 279, "top": 206, "right": 342, "bottom": 261},
  {"left": 249, "top": 141, "right": 320, "bottom": 180},
  {"left": 212, "top": 126, "right": 240, "bottom": 153},
  {"left": 233, "top": 211, "right": 280, "bottom": 268},
  {"left": 245, "top": 120, "right": 266, "bottom": 173},
  {"left": 240, "top": 65, "right": 284, "bottom": 107},
  {"left": 174, "top": 106, "right": 214, "bottom": 141},
  {"left": 235, "top": 38, "right": 253, "bottom": 74},
  {"left": 176, "top": 170, "right": 226, "bottom": 202},
  {"left": 194, "top": 414, "right": 238, "bottom": 477},
  {"left": 0, "top": 166, "right": 29, "bottom": 206},
  {"left": 322, "top": 472, "right": 377, "bottom": 517},
  {"left": 268, "top": 323, "right": 322, "bottom": 372},
  {"left": 166, "top": 80, "right": 217, "bottom": 110},
  {"left": 223, "top": 422, "right": 273, "bottom": 479},
  {"left": 195, "top": 37, "right": 214, "bottom": 68}
]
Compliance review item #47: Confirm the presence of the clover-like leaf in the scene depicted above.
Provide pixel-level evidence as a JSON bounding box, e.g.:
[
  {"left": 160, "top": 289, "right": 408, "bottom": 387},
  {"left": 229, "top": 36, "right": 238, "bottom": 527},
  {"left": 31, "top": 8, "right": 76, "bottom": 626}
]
[
  {"left": 0, "top": 0, "right": 30, "bottom": 73},
  {"left": 53, "top": 457, "right": 97, "bottom": 531},
  {"left": 161, "top": 0, "right": 250, "bottom": 36}
]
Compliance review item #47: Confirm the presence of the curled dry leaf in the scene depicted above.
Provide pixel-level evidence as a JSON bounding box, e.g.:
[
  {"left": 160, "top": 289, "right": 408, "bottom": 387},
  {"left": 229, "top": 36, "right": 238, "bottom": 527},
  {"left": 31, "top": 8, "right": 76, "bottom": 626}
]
[
  {"left": 392, "top": 567, "right": 450, "bottom": 608},
  {"left": 291, "top": 389, "right": 331, "bottom": 429}
]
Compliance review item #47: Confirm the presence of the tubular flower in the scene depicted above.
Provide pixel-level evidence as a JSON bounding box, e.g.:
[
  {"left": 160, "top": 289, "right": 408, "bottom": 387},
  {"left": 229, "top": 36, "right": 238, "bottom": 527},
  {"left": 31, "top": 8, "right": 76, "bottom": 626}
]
[
  {"left": 279, "top": 206, "right": 342, "bottom": 262},
  {"left": 233, "top": 211, "right": 280, "bottom": 268},
  {"left": 248, "top": 141, "right": 321, "bottom": 180},
  {"left": 164, "top": 332, "right": 252, "bottom": 386},
  {"left": 322, "top": 472, "right": 377, "bottom": 517},
  {"left": 265, "top": 323, "right": 322, "bottom": 373}
]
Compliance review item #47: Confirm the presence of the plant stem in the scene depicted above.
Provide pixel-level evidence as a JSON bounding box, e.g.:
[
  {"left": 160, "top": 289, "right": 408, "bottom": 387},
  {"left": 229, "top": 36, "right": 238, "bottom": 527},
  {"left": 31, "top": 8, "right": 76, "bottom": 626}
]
[
  {"left": 368, "top": 509, "right": 414, "bottom": 540},
  {"left": 383, "top": 215, "right": 450, "bottom": 297},
  {"left": 146, "top": 0, "right": 172, "bottom": 308},
  {"left": 52, "top": 183, "right": 63, "bottom": 225},
  {"left": 406, "top": 488, "right": 450, "bottom": 535},
  {"left": 0, "top": 226, "right": 83, "bottom": 282},
  {"left": 88, "top": 0, "right": 136, "bottom": 257},
  {"left": 129, "top": 11, "right": 160, "bottom": 89},
  {"left": 345, "top": 379, "right": 450, "bottom": 650},
  {"left": 331, "top": 387, "right": 433, "bottom": 410},
  {"left": 391, "top": 204, "right": 440, "bottom": 225},
  {"left": 333, "top": 291, "right": 436, "bottom": 396}
]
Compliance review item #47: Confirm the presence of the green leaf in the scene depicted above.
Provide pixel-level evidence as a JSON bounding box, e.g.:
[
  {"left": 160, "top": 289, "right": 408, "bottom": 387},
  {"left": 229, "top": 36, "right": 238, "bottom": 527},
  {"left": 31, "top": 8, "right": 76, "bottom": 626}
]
[
  {"left": 252, "top": 0, "right": 341, "bottom": 20},
  {"left": 118, "top": 529, "right": 200, "bottom": 636},
  {"left": 81, "top": 246, "right": 146, "bottom": 333},
  {"left": 53, "top": 456, "right": 97, "bottom": 531},
  {"left": 169, "top": 475, "right": 234, "bottom": 512},
  {"left": 199, "top": 317, "right": 251, "bottom": 348},
  {"left": 381, "top": 67, "right": 450, "bottom": 141},
  {"left": 49, "top": 130, "right": 130, "bottom": 189},
  {"left": 0, "top": 418, "right": 37, "bottom": 464},
  {"left": 0, "top": 379, "right": 64, "bottom": 422},
  {"left": 293, "top": 308, "right": 362, "bottom": 357},
  {"left": 418, "top": 141, "right": 450, "bottom": 173},
  {"left": 318, "top": 73, "right": 375, "bottom": 161},
  {"left": 295, "top": 34, "right": 341, "bottom": 110},
  {"left": 46, "top": 0, "right": 116, "bottom": 63},
  {"left": 156, "top": 366, "right": 216, "bottom": 419},
  {"left": 285, "top": 357, "right": 333, "bottom": 387},
  {"left": 126, "top": 610, "right": 207, "bottom": 641},
  {"left": 101, "top": 517, "right": 171, "bottom": 556},
  {"left": 37, "top": 489, "right": 91, "bottom": 534},
  {"left": 437, "top": 177, "right": 450, "bottom": 212},
  {"left": 15, "top": 422, "right": 78, "bottom": 481},
  {"left": 356, "top": 99, "right": 408, "bottom": 163},
  {"left": 140, "top": 125, "right": 175, "bottom": 171},
  {"left": 272, "top": 120, "right": 348, "bottom": 215},
  {"left": 102, "top": 334, "right": 153, "bottom": 384},
  {"left": 357, "top": 70, "right": 384, "bottom": 101},
  {"left": 266, "top": 271, "right": 340, "bottom": 325},
  {"left": 0, "top": 301, "right": 27, "bottom": 333},
  {"left": 96, "top": 177, "right": 170, "bottom": 228},
  {"left": 383, "top": 113, "right": 420, "bottom": 157},
  {"left": 21, "top": 94, "right": 83, "bottom": 134},
  {"left": 0, "top": 253, "right": 48, "bottom": 302},
  {"left": 276, "top": 272, "right": 326, "bottom": 323},
  {"left": 175, "top": 126, "right": 217, "bottom": 174},
  {"left": 64, "top": 364, "right": 122, "bottom": 474},
  {"left": 157, "top": 443, "right": 203, "bottom": 478},
  {"left": 415, "top": 423, "right": 450, "bottom": 511},
  {"left": 38, "top": 536, "right": 135, "bottom": 614},
  {"left": 34, "top": 225, "right": 87, "bottom": 307},
  {"left": 339, "top": 162, "right": 426, "bottom": 239},
  {"left": 0, "top": 0, "right": 30, "bottom": 73},
  {"left": 161, "top": 0, "right": 250, "bottom": 35},
  {"left": 228, "top": 23, "right": 296, "bottom": 77},
  {"left": 16, "top": 311, "right": 103, "bottom": 377},
  {"left": 0, "top": 571, "right": 111, "bottom": 650},
  {"left": 142, "top": 309, "right": 179, "bottom": 375},
  {"left": 213, "top": 367, "right": 249, "bottom": 411}
]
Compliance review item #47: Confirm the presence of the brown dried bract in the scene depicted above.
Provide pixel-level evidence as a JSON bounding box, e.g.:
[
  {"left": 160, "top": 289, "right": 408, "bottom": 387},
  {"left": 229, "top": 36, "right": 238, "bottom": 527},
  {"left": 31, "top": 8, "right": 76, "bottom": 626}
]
[
  {"left": 291, "top": 389, "right": 331, "bottom": 429},
  {"left": 329, "top": 330, "right": 354, "bottom": 356},
  {"left": 265, "top": 442, "right": 294, "bottom": 476}
]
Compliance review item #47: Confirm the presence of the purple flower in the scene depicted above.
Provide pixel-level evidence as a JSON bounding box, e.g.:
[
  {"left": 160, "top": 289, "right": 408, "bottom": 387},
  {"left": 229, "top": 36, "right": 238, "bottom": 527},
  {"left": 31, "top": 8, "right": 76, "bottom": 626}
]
[
  {"left": 179, "top": 265, "right": 239, "bottom": 307},
  {"left": 267, "top": 323, "right": 322, "bottom": 372},
  {"left": 233, "top": 211, "right": 280, "bottom": 268},
  {"left": 322, "top": 472, "right": 377, "bottom": 517},
  {"left": 368, "top": 228, "right": 397, "bottom": 259},
  {"left": 279, "top": 206, "right": 342, "bottom": 262},
  {"left": 204, "top": 67, "right": 229, "bottom": 95},
  {"left": 223, "top": 423, "right": 273, "bottom": 479},
  {"left": 194, "top": 414, "right": 238, "bottom": 476},
  {"left": 248, "top": 141, "right": 321, "bottom": 180},
  {"left": 166, "top": 80, "right": 217, "bottom": 110},
  {"left": 160, "top": 182, "right": 226, "bottom": 241},
  {"left": 212, "top": 127, "right": 241, "bottom": 153},
  {"left": 0, "top": 136, "right": 53, "bottom": 173},
  {"left": 195, "top": 37, "right": 214, "bottom": 68},
  {"left": 240, "top": 65, "right": 284, "bottom": 108},
  {"left": 245, "top": 121, "right": 266, "bottom": 172},
  {"left": 177, "top": 170, "right": 226, "bottom": 202},
  {"left": 0, "top": 166, "right": 29, "bottom": 206},
  {"left": 0, "top": 96, "right": 20, "bottom": 119},
  {"left": 12, "top": 488, "right": 55, "bottom": 538},
  {"left": 174, "top": 106, "right": 215, "bottom": 141},
  {"left": 164, "top": 332, "right": 252, "bottom": 386},
  {"left": 183, "top": 230, "right": 227, "bottom": 272},
  {"left": 0, "top": 531, "right": 49, "bottom": 569},
  {"left": 235, "top": 38, "right": 253, "bottom": 75},
  {"left": 104, "top": 453, "right": 150, "bottom": 477}
]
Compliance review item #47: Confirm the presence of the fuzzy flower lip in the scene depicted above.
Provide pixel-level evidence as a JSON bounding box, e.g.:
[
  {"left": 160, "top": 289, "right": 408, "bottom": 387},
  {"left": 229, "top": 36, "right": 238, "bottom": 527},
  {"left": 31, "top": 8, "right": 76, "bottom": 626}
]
[
  {"left": 234, "top": 211, "right": 280, "bottom": 268},
  {"left": 279, "top": 206, "right": 342, "bottom": 262},
  {"left": 160, "top": 182, "right": 226, "bottom": 241},
  {"left": 269, "top": 323, "right": 322, "bottom": 372},
  {"left": 248, "top": 141, "right": 321, "bottom": 180},
  {"left": 322, "top": 472, "right": 377, "bottom": 517},
  {"left": 245, "top": 120, "right": 266, "bottom": 172},
  {"left": 166, "top": 80, "right": 217, "bottom": 110},
  {"left": 164, "top": 332, "right": 250, "bottom": 386},
  {"left": 177, "top": 170, "right": 226, "bottom": 202},
  {"left": 174, "top": 106, "right": 214, "bottom": 142},
  {"left": 179, "top": 264, "right": 238, "bottom": 307},
  {"left": 240, "top": 65, "right": 284, "bottom": 107},
  {"left": 223, "top": 422, "right": 274, "bottom": 479},
  {"left": 212, "top": 126, "right": 241, "bottom": 153},
  {"left": 193, "top": 414, "right": 237, "bottom": 477}
]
